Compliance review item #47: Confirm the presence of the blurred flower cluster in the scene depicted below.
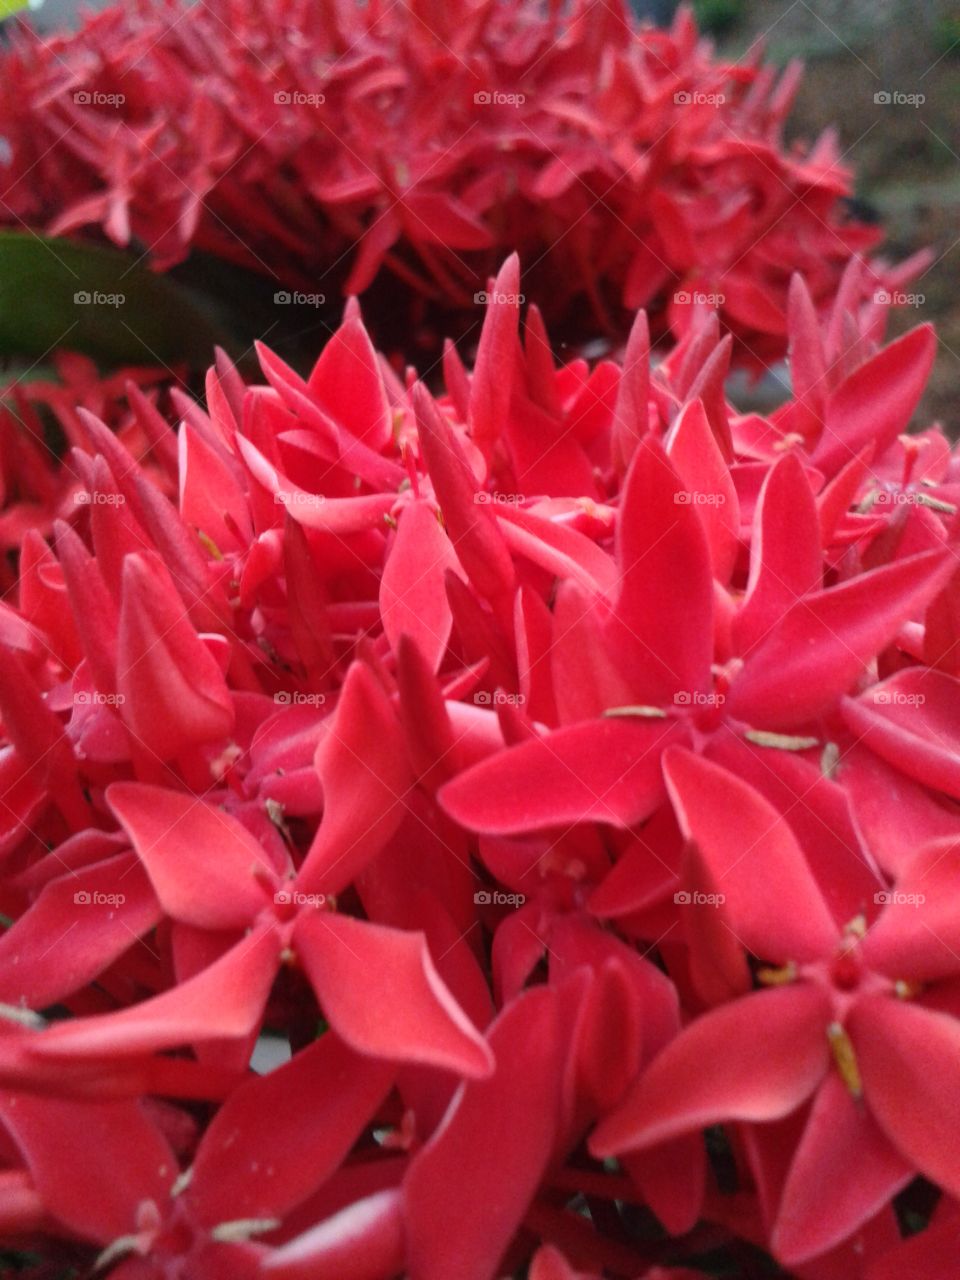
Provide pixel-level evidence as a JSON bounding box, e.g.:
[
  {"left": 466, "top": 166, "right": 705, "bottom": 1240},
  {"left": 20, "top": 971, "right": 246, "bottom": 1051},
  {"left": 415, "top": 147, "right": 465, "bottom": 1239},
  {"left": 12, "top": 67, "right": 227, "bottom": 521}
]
[{"left": 0, "top": 0, "right": 923, "bottom": 362}]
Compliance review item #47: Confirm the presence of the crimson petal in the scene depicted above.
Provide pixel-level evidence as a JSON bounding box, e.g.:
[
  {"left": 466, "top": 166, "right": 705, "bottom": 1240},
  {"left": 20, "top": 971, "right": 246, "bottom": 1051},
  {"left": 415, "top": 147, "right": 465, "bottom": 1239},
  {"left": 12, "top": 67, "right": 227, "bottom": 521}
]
[
  {"left": 192, "top": 1034, "right": 395, "bottom": 1225},
  {"left": 664, "top": 747, "right": 838, "bottom": 963},
  {"left": 107, "top": 783, "right": 273, "bottom": 929},
  {"left": 294, "top": 912, "right": 493, "bottom": 1079},
  {"left": 439, "top": 716, "right": 684, "bottom": 835},
  {"left": 403, "top": 986, "right": 563, "bottom": 1280},
  {"left": 589, "top": 986, "right": 831, "bottom": 1155},
  {"left": 727, "top": 550, "right": 953, "bottom": 730},
  {"left": 849, "top": 996, "right": 960, "bottom": 1197}
]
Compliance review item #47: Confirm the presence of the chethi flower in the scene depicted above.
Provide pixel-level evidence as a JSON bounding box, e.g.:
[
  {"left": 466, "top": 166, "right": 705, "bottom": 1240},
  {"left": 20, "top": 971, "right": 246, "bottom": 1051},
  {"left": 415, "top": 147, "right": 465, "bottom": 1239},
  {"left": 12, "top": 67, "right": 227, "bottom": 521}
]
[
  {"left": 0, "top": 0, "right": 916, "bottom": 362},
  {"left": 0, "top": 258, "right": 958, "bottom": 1275}
]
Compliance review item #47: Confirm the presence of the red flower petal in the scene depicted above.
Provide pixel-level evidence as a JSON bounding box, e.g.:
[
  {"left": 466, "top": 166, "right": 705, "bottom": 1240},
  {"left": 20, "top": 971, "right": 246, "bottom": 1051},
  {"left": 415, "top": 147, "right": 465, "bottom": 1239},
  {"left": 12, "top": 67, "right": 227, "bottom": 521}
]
[
  {"left": 117, "top": 552, "right": 235, "bottom": 759},
  {"left": 0, "top": 1094, "right": 173, "bottom": 1243},
  {"left": 841, "top": 668, "right": 960, "bottom": 801},
  {"left": 0, "top": 853, "right": 160, "bottom": 1008},
  {"left": 772, "top": 1074, "right": 912, "bottom": 1265},
  {"left": 294, "top": 912, "right": 493, "bottom": 1079},
  {"left": 380, "top": 500, "right": 459, "bottom": 672},
  {"left": 32, "top": 923, "right": 280, "bottom": 1057},
  {"left": 589, "top": 986, "right": 831, "bottom": 1155},
  {"left": 403, "top": 986, "right": 563, "bottom": 1280},
  {"left": 107, "top": 783, "right": 274, "bottom": 929},
  {"left": 849, "top": 996, "right": 960, "bottom": 1198},
  {"left": 470, "top": 254, "right": 521, "bottom": 454},
  {"left": 261, "top": 1189, "right": 403, "bottom": 1280},
  {"left": 611, "top": 436, "right": 714, "bottom": 705},
  {"left": 812, "top": 325, "right": 936, "bottom": 474},
  {"left": 664, "top": 747, "right": 838, "bottom": 963},
  {"left": 192, "top": 1035, "right": 395, "bottom": 1225},
  {"left": 440, "top": 716, "right": 685, "bottom": 835},
  {"left": 298, "top": 663, "right": 412, "bottom": 895},
  {"left": 735, "top": 452, "right": 821, "bottom": 655},
  {"left": 728, "top": 550, "right": 953, "bottom": 730}
]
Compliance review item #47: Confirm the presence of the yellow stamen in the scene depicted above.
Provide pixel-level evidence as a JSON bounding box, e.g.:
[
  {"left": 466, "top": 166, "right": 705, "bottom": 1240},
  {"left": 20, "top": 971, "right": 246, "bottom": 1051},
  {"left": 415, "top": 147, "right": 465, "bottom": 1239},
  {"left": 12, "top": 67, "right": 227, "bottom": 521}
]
[
  {"left": 756, "top": 962, "right": 798, "bottom": 986},
  {"left": 827, "top": 1021, "right": 862, "bottom": 1098}
]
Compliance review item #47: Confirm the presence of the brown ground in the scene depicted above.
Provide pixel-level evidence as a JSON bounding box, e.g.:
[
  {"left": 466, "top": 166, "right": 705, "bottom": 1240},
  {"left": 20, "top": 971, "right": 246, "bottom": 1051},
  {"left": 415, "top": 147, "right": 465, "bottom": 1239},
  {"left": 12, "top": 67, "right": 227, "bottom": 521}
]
[{"left": 716, "top": 0, "right": 960, "bottom": 431}]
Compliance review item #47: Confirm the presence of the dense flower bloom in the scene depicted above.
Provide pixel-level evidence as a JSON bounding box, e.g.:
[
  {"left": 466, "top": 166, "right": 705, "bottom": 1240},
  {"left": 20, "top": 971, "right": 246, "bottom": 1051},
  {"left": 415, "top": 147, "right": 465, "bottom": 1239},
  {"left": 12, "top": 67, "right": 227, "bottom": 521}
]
[
  {"left": 0, "top": 255, "right": 959, "bottom": 1277},
  {"left": 0, "top": 0, "right": 921, "bottom": 363},
  {"left": 0, "top": 353, "right": 171, "bottom": 585}
]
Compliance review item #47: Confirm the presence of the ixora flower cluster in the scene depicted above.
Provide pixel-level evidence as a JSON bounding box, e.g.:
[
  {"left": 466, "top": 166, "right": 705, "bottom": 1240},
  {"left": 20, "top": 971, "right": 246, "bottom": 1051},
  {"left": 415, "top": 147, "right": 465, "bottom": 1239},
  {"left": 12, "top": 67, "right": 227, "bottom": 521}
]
[
  {"left": 0, "top": 0, "right": 917, "bottom": 360},
  {"left": 1, "top": 252, "right": 960, "bottom": 1280}
]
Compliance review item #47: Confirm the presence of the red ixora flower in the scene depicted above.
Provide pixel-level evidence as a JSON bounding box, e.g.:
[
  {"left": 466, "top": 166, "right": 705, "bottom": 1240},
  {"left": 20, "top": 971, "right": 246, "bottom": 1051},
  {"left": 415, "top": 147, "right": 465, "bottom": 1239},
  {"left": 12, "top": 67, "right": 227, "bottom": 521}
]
[
  {"left": 0, "top": 254, "right": 959, "bottom": 1278},
  {"left": 0, "top": 0, "right": 925, "bottom": 363}
]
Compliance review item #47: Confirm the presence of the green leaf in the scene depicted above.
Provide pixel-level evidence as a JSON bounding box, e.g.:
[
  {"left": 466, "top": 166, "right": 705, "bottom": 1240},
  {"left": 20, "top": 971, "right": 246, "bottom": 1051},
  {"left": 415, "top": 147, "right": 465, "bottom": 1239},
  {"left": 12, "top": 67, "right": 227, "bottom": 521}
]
[{"left": 0, "top": 232, "right": 238, "bottom": 369}]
